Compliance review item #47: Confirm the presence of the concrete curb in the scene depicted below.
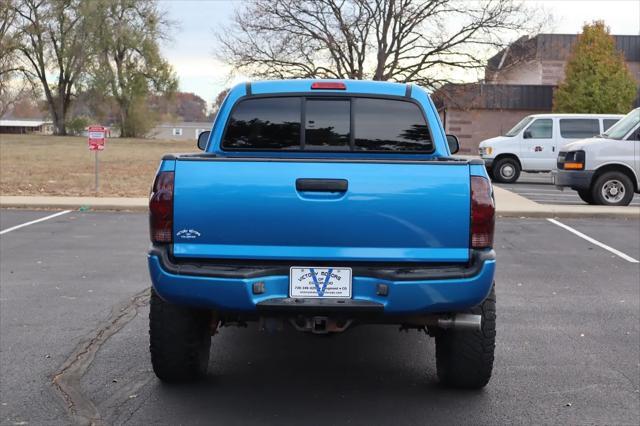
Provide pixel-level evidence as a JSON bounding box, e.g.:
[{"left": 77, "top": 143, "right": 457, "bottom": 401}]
[
  {"left": 1, "top": 194, "right": 639, "bottom": 218},
  {"left": 496, "top": 209, "right": 640, "bottom": 219},
  {"left": 0, "top": 196, "right": 148, "bottom": 212}
]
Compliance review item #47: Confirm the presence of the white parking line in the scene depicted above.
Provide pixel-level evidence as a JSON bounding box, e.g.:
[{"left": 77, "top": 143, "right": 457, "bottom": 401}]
[
  {"left": 0, "top": 210, "right": 71, "bottom": 235},
  {"left": 547, "top": 218, "right": 639, "bottom": 263}
]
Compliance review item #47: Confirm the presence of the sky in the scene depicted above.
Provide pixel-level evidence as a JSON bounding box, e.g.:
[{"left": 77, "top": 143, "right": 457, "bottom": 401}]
[{"left": 159, "top": 0, "right": 640, "bottom": 107}]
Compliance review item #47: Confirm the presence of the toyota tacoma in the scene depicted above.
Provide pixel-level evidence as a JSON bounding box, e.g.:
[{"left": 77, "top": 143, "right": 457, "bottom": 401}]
[{"left": 147, "top": 80, "right": 497, "bottom": 389}]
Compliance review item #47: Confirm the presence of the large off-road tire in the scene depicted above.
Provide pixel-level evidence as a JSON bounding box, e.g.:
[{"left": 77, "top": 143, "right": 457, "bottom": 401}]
[
  {"left": 577, "top": 189, "right": 595, "bottom": 205},
  {"left": 590, "top": 171, "right": 634, "bottom": 206},
  {"left": 435, "top": 286, "right": 496, "bottom": 389},
  {"left": 149, "top": 289, "right": 213, "bottom": 383},
  {"left": 492, "top": 158, "right": 520, "bottom": 183}
]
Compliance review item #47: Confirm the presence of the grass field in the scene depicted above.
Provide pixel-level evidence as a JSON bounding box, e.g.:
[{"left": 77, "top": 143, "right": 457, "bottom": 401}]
[{"left": 0, "top": 134, "right": 191, "bottom": 197}]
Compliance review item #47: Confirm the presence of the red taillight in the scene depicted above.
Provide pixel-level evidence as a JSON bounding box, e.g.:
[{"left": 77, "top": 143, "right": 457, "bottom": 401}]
[
  {"left": 311, "top": 81, "right": 346, "bottom": 90},
  {"left": 149, "top": 171, "right": 174, "bottom": 243},
  {"left": 471, "top": 176, "right": 495, "bottom": 249}
]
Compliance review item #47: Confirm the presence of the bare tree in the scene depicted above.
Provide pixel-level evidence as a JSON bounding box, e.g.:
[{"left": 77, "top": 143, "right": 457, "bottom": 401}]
[
  {"left": 12, "top": 0, "right": 90, "bottom": 134},
  {"left": 217, "top": 0, "right": 545, "bottom": 89}
]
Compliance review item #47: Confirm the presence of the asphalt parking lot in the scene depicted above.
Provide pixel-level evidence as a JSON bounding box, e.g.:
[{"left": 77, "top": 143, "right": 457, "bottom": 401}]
[
  {"left": 495, "top": 172, "right": 640, "bottom": 206},
  {"left": 1, "top": 209, "right": 639, "bottom": 425}
]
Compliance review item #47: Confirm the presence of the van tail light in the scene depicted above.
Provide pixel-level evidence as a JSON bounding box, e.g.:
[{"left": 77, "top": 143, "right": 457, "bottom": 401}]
[
  {"left": 471, "top": 176, "right": 495, "bottom": 249},
  {"left": 149, "top": 171, "right": 174, "bottom": 243}
]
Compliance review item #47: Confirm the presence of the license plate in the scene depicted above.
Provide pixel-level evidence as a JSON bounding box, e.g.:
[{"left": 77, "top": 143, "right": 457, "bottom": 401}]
[{"left": 289, "top": 267, "right": 352, "bottom": 298}]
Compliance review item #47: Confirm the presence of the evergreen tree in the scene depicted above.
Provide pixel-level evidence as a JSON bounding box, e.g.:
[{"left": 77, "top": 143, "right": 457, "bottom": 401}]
[{"left": 554, "top": 21, "right": 636, "bottom": 114}]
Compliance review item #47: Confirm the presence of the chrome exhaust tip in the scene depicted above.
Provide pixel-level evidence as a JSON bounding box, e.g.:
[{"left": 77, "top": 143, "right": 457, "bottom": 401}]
[{"left": 438, "top": 314, "right": 482, "bottom": 331}]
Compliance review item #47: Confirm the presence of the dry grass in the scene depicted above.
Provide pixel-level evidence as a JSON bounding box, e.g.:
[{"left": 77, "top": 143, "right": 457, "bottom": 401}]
[{"left": 0, "top": 134, "right": 191, "bottom": 197}]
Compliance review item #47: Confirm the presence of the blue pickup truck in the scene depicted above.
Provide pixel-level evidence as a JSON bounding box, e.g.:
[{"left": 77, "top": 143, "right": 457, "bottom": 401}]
[{"left": 147, "top": 80, "right": 496, "bottom": 388}]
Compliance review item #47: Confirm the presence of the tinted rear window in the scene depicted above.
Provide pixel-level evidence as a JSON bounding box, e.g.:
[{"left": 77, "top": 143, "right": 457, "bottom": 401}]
[
  {"left": 305, "top": 99, "right": 350, "bottom": 150},
  {"left": 222, "top": 97, "right": 301, "bottom": 150},
  {"left": 353, "top": 98, "right": 432, "bottom": 151},
  {"left": 222, "top": 96, "right": 432, "bottom": 152},
  {"left": 559, "top": 119, "right": 599, "bottom": 138}
]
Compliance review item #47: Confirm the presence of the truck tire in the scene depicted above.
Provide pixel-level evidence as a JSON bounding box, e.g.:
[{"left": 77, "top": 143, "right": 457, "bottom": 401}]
[
  {"left": 149, "top": 289, "right": 212, "bottom": 383},
  {"left": 577, "top": 189, "right": 595, "bottom": 205},
  {"left": 435, "top": 286, "right": 496, "bottom": 389},
  {"left": 492, "top": 158, "right": 520, "bottom": 183},
  {"left": 591, "top": 171, "right": 634, "bottom": 206}
]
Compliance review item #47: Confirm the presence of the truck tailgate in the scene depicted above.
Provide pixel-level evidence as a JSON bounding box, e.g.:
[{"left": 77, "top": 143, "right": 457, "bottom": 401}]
[{"left": 172, "top": 159, "right": 470, "bottom": 263}]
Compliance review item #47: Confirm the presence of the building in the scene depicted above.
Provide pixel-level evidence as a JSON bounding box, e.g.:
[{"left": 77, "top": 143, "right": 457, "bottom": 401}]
[
  {"left": 485, "top": 34, "right": 640, "bottom": 85},
  {"left": 150, "top": 122, "right": 211, "bottom": 141},
  {"left": 0, "top": 119, "right": 53, "bottom": 135},
  {"left": 434, "top": 34, "right": 640, "bottom": 153}
]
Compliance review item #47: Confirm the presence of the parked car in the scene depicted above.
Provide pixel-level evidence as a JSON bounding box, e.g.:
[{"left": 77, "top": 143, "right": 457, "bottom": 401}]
[
  {"left": 554, "top": 108, "right": 640, "bottom": 206},
  {"left": 147, "top": 79, "right": 497, "bottom": 389},
  {"left": 479, "top": 113, "right": 623, "bottom": 183}
]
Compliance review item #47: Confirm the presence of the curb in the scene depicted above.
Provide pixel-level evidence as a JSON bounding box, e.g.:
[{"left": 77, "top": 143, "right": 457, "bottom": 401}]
[
  {"left": 496, "top": 209, "right": 640, "bottom": 219},
  {"left": 0, "top": 203, "right": 148, "bottom": 212},
  {"left": 0, "top": 197, "right": 148, "bottom": 212},
  {"left": 2, "top": 193, "right": 639, "bottom": 219},
  {"left": 2, "top": 201, "right": 638, "bottom": 219}
]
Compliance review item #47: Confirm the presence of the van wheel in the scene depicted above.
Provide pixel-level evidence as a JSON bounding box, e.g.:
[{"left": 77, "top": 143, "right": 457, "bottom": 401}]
[
  {"left": 492, "top": 158, "right": 520, "bottom": 183},
  {"left": 435, "top": 286, "right": 496, "bottom": 389},
  {"left": 591, "top": 172, "right": 634, "bottom": 206},
  {"left": 149, "top": 289, "right": 213, "bottom": 383},
  {"left": 577, "top": 189, "right": 595, "bottom": 205}
]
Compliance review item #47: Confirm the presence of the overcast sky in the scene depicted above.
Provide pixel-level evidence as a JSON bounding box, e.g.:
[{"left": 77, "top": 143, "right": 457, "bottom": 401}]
[{"left": 159, "top": 0, "right": 640, "bottom": 106}]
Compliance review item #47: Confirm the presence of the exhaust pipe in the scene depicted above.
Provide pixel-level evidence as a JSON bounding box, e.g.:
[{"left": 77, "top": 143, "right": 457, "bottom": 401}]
[{"left": 438, "top": 314, "right": 482, "bottom": 331}]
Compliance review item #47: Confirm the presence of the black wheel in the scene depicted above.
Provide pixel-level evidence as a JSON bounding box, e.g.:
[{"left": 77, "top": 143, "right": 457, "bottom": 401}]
[
  {"left": 149, "top": 289, "right": 213, "bottom": 383},
  {"left": 436, "top": 286, "right": 496, "bottom": 389},
  {"left": 577, "top": 189, "right": 595, "bottom": 205},
  {"left": 492, "top": 158, "right": 520, "bottom": 183},
  {"left": 591, "top": 171, "right": 634, "bottom": 206}
]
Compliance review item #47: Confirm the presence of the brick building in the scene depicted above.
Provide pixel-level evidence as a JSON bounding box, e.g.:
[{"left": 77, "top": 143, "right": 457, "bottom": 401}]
[{"left": 434, "top": 34, "right": 640, "bottom": 153}]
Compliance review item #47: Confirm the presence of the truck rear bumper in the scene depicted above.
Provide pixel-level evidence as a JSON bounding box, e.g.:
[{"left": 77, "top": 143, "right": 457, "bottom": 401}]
[{"left": 148, "top": 250, "right": 496, "bottom": 315}]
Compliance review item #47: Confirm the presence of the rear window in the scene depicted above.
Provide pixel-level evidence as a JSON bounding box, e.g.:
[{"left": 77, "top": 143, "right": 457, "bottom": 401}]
[
  {"left": 223, "top": 97, "right": 301, "bottom": 150},
  {"left": 353, "top": 98, "right": 433, "bottom": 151},
  {"left": 559, "top": 119, "right": 600, "bottom": 138},
  {"left": 305, "top": 99, "right": 350, "bottom": 150},
  {"left": 221, "top": 96, "right": 433, "bottom": 152}
]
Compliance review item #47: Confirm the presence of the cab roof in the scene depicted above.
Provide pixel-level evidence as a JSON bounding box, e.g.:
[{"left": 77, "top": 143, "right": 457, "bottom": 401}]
[{"left": 235, "top": 79, "right": 419, "bottom": 98}]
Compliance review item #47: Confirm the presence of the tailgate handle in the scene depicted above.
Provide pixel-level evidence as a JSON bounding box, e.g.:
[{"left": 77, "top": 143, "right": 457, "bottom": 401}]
[{"left": 296, "top": 178, "right": 348, "bottom": 192}]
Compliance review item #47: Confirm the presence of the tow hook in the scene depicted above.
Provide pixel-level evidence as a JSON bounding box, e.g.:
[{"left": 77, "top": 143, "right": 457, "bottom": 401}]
[{"left": 437, "top": 314, "right": 482, "bottom": 331}]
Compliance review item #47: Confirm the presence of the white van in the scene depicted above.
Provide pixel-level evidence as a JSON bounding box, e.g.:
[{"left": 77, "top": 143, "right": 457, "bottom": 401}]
[
  {"left": 478, "top": 113, "right": 623, "bottom": 183},
  {"left": 554, "top": 108, "right": 639, "bottom": 206}
]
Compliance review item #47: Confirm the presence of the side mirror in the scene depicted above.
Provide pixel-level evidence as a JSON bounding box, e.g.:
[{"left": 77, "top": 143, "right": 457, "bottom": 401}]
[
  {"left": 197, "top": 130, "right": 210, "bottom": 151},
  {"left": 446, "top": 134, "right": 459, "bottom": 154},
  {"left": 523, "top": 130, "right": 532, "bottom": 139}
]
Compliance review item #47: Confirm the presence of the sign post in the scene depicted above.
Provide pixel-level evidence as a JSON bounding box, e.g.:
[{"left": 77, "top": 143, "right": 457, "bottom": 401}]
[{"left": 88, "top": 125, "right": 107, "bottom": 194}]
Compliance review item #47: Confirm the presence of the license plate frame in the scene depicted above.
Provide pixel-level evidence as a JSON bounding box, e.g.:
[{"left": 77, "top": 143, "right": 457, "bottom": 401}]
[{"left": 289, "top": 267, "right": 352, "bottom": 299}]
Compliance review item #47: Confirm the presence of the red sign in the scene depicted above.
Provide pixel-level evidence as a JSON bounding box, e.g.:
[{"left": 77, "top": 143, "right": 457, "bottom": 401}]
[{"left": 88, "top": 125, "right": 107, "bottom": 151}]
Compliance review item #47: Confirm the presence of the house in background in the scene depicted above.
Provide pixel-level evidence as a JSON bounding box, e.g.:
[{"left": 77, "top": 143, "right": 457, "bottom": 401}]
[
  {"left": 150, "top": 122, "right": 211, "bottom": 141},
  {"left": 434, "top": 33, "right": 640, "bottom": 153},
  {"left": 0, "top": 119, "right": 53, "bottom": 135}
]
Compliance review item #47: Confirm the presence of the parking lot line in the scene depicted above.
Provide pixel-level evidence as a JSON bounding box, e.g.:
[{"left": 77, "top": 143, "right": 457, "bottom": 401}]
[
  {"left": 0, "top": 210, "right": 71, "bottom": 235},
  {"left": 547, "top": 218, "right": 639, "bottom": 263}
]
